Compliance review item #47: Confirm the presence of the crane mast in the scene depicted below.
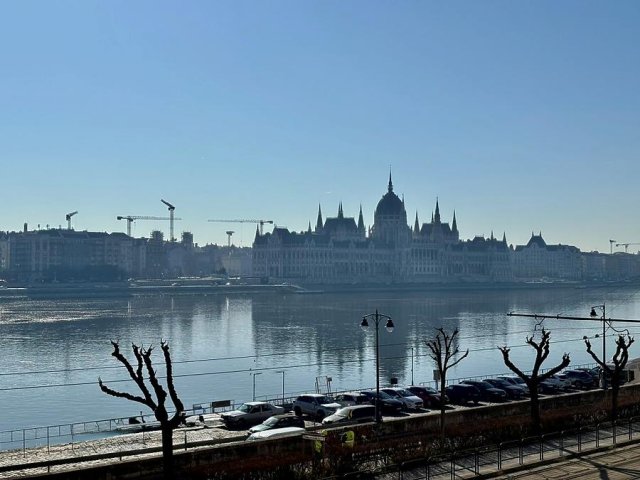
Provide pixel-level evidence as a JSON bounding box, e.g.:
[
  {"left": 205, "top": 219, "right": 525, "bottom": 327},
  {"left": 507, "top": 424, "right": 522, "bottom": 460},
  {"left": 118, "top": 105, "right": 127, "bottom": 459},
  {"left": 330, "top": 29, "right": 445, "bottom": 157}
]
[
  {"left": 161, "top": 199, "right": 176, "bottom": 242},
  {"left": 65, "top": 211, "right": 78, "bottom": 230}
]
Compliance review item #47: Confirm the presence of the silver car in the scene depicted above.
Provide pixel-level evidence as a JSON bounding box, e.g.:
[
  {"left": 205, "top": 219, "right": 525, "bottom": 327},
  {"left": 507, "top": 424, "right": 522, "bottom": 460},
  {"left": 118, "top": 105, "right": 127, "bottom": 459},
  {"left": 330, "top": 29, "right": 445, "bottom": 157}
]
[{"left": 381, "top": 387, "right": 423, "bottom": 410}]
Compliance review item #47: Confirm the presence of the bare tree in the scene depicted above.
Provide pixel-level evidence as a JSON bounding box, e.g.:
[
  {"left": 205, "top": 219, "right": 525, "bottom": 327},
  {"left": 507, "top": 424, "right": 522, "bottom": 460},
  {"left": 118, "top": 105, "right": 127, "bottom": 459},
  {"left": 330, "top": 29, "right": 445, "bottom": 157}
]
[
  {"left": 425, "top": 327, "right": 469, "bottom": 437},
  {"left": 499, "top": 329, "right": 570, "bottom": 433},
  {"left": 585, "top": 334, "right": 634, "bottom": 420},
  {"left": 99, "top": 341, "right": 184, "bottom": 479}
]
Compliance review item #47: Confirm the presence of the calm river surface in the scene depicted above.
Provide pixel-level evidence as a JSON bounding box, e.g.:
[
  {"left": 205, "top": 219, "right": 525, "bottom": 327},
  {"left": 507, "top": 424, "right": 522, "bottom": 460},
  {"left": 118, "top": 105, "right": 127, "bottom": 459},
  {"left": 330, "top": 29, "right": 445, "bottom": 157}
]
[{"left": 1, "top": 285, "right": 640, "bottom": 433}]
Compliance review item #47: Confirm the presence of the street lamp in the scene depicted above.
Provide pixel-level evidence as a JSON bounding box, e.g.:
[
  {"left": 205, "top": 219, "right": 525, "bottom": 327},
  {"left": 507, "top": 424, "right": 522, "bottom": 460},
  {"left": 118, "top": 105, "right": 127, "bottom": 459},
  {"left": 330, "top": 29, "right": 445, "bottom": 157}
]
[
  {"left": 275, "top": 370, "right": 285, "bottom": 402},
  {"left": 360, "top": 309, "right": 395, "bottom": 424},
  {"left": 590, "top": 304, "right": 607, "bottom": 390},
  {"left": 250, "top": 372, "right": 262, "bottom": 401}
]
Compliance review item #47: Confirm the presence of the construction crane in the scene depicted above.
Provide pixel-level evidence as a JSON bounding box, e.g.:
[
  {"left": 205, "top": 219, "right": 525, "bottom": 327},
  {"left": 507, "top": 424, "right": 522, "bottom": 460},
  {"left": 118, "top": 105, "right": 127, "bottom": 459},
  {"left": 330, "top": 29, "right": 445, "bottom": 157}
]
[
  {"left": 117, "top": 215, "right": 182, "bottom": 237},
  {"left": 65, "top": 211, "right": 78, "bottom": 230},
  {"left": 609, "top": 239, "right": 616, "bottom": 255},
  {"left": 226, "top": 231, "right": 234, "bottom": 247},
  {"left": 208, "top": 219, "right": 274, "bottom": 235},
  {"left": 161, "top": 199, "right": 176, "bottom": 242},
  {"left": 616, "top": 242, "right": 640, "bottom": 253}
]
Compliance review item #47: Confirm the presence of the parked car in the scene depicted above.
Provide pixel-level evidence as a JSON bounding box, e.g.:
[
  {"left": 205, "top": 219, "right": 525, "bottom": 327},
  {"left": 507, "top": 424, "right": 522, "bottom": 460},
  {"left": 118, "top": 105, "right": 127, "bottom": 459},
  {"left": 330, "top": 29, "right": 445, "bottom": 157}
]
[
  {"left": 248, "top": 414, "right": 305, "bottom": 434},
  {"left": 292, "top": 394, "right": 341, "bottom": 420},
  {"left": 445, "top": 384, "right": 480, "bottom": 405},
  {"left": 220, "top": 402, "right": 285, "bottom": 429},
  {"left": 461, "top": 380, "right": 508, "bottom": 402},
  {"left": 550, "top": 374, "right": 573, "bottom": 391},
  {"left": 322, "top": 405, "right": 376, "bottom": 425},
  {"left": 562, "top": 370, "right": 595, "bottom": 389},
  {"left": 359, "top": 390, "right": 404, "bottom": 414},
  {"left": 333, "top": 392, "right": 370, "bottom": 407},
  {"left": 381, "top": 387, "right": 424, "bottom": 410},
  {"left": 246, "top": 426, "right": 305, "bottom": 442},
  {"left": 484, "top": 378, "right": 526, "bottom": 399},
  {"left": 408, "top": 385, "right": 449, "bottom": 408},
  {"left": 497, "top": 376, "right": 530, "bottom": 396},
  {"left": 538, "top": 379, "right": 560, "bottom": 395}
]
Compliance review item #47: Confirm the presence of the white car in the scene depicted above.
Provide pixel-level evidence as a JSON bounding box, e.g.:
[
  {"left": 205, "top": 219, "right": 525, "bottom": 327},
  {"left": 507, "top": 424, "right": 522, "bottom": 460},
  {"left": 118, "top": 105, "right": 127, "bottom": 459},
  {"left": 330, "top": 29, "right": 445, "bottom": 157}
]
[
  {"left": 220, "top": 402, "right": 284, "bottom": 429},
  {"left": 292, "top": 394, "right": 341, "bottom": 420},
  {"left": 381, "top": 387, "right": 423, "bottom": 410}
]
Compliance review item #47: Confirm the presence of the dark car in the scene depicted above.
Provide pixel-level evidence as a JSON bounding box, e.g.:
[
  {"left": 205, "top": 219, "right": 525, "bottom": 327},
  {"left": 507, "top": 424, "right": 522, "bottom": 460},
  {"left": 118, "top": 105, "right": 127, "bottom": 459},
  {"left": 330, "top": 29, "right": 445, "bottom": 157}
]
[
  {"left": 248, "top": 414, "right": 305, "bottom": 434},
  {"left": 461, "top": 380, "right": 508, "bottom": 403},
  {"left": 408, "top": 385, "right": 448, "bottom": 408},
  {"left": 359, "top": 390, "right": 403, "bottom": 414},
  {"left": 538, "top": 379, "right": 560, "bottom": 395},
  {"left": 563, "top": 370, "right": 595, "bottom": 389},
  {"left": 484, "top": 378, "right": 526, "bottom": 400},
  {"left": 445, "top": 384, "right": 481, "bottom": 405}
]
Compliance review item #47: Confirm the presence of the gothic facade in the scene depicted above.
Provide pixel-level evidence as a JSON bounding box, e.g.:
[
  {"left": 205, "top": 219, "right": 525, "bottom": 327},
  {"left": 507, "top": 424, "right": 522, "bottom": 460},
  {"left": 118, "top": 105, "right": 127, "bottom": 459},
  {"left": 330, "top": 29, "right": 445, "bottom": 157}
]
[{"left": 252, "top": 175, "right": 513, "bottom": 284}]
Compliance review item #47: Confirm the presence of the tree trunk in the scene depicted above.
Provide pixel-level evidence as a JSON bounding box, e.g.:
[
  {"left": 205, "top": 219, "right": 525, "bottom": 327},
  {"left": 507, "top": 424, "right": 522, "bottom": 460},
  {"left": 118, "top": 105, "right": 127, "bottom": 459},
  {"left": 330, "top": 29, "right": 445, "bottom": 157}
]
[
  {"left": 530, "top": 388, "right": 541, "bottom": 435},
  {"left": 439, "top": 377, "right": 447, "bottom": 438},
  {"left": 611, "top": 382, "right": 620, "bottom": 421},
  {"left": 161, "top": 425, "right": 174, "bottom": 480}
]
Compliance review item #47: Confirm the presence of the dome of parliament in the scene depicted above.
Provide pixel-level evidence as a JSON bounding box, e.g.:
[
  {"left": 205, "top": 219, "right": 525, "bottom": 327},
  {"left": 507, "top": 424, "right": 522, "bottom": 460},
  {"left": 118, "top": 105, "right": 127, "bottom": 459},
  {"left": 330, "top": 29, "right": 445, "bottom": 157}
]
[{"left": 375, "top": 175, "right": 405, "bottom": 216}]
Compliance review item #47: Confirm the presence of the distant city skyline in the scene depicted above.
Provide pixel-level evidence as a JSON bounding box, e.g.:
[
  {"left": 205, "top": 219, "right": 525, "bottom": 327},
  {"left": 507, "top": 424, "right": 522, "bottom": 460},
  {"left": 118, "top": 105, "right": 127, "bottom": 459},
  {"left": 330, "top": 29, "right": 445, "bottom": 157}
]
[{"left": 1, "top": 1, "right": 639, "bottom": 253}]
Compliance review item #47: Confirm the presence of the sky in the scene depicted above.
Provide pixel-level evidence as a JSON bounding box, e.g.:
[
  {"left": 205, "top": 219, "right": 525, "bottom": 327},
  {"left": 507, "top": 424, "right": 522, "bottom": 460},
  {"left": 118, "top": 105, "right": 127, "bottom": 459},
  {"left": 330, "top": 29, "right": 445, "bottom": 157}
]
[{"left": 1, "top": 1, "right": 639, "bottom": 252}]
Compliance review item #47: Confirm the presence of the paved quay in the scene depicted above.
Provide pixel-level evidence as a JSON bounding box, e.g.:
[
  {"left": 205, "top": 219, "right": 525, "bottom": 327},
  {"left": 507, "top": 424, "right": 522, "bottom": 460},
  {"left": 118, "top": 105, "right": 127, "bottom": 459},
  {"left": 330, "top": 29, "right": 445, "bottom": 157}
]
[{"left": 490, "top": 442, "right": 640, "bottom": 479}]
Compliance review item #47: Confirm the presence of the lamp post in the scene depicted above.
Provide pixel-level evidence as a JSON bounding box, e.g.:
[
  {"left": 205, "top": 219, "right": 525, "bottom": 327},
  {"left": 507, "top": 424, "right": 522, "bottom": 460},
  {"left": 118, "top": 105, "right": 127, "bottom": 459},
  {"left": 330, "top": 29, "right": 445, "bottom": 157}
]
[
  {"left": 275, "top": 370, "right": 285, "bottom": 402},
  {"left": 360, "top": 309, "right": 395, "bottom": 424},
  {"left": 250, "top": 372, "right": 262, "bottom": 401},
  {"left": 590, "top": 304, "right": 607, "bottom": 390}
]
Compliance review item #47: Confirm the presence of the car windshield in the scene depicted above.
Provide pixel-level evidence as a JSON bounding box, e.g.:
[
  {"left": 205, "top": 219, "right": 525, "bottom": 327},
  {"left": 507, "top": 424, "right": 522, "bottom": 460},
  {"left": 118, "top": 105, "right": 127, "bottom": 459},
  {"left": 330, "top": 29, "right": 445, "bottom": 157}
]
[
  {"left": 238, "top": 404, "right": 252, "bottom": 413},
  {"left": 263, "top": 417, "right": 279, "bottom": 426},
  {"left": 396, "top": 389, "right": 413, "bottom": 397},
  {"left": 317, "top": 396, "right": 333, "bottom": 403},
  {"left": 383, "top": 389, "right": 400, "bottom": 397},
  {"left": 334, "top": 408, "right": 349, "bottom": 417}
]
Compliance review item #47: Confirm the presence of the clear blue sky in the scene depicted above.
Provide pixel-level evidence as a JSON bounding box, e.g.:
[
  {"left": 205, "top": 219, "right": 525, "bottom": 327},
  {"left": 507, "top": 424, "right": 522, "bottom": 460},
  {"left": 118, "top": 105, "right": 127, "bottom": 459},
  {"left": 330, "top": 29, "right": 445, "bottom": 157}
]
[{"left": 1, "top": 1, "right": 638, "bottom": 252}]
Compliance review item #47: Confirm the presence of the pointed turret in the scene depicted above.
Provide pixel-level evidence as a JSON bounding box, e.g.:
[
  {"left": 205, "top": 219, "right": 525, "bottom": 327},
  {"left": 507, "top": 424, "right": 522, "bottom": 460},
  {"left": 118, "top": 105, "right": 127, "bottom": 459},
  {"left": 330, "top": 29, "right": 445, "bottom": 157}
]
[
  {"left": 307, "top": 221, "right": 312, "bottom": 234},
  {"left": 254, "top": 224, "right": 260, "bottom": 242},
  {"left": 490, "top": 230, "right": 494, "bottom": 240},
  {"left": 388, "top": 170, "right": 393, "bottom": 193},
  {"left": 413, "top": 212, "right": 420, "bottom": 237},
  {"left": 338, "top": 202, "right": 344, "bottom": 219},
  {"left": 452, "top": 210, "right": 458, "bottom": 233},
  {"left": 315, "top": 204, "right": 323, "bottom": 233},
  {"left": 434, "top": 198, "right": 441, "bottom": 224},
  {"left": 357, "top": 205, "right": 365, "bottom": 232},
  {"left": 502, "top": 232, "right": 507, "bottom": 244},
  {"left": 431, "top": 212, "right": 434, "bottom": 223}
]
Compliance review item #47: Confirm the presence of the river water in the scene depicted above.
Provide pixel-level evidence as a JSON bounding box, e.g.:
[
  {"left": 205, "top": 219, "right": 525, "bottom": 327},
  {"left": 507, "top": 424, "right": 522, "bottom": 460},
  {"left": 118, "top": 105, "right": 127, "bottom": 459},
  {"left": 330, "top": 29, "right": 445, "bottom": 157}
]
[{"left": 1, "top": 285, "right": 640, "bottom": 433}]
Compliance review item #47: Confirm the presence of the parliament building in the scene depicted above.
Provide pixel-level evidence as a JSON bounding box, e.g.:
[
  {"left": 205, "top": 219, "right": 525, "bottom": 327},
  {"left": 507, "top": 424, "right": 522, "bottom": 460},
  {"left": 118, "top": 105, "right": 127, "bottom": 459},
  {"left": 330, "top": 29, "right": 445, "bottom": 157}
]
[{"left": 252, "top": 174, "right": 512, "bottom": 285}]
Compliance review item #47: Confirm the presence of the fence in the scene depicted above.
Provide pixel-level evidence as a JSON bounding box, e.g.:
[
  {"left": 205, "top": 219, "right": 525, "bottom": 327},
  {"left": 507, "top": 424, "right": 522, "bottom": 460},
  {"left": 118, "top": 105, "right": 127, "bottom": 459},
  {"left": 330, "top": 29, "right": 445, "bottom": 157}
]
[{"left": 334, "top": 418, "right": 640, "bottom": 479}]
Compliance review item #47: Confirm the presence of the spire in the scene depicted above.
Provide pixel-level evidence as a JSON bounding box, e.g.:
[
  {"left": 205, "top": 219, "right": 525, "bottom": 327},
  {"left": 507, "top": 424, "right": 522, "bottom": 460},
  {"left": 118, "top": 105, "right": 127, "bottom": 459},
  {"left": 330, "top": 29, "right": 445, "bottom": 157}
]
[
  {"left": 338, "top": 202, "right": 344, "bottom": 219},
  {"left": 414, "top": 212, "right": 420, "bottom": 234},
  {"left": 254, "top": 224, "right": 260, "bottom": 241},
  {"left": 388, "top": 169, "right": 393, "bottom": 193},
  {"left": 452, "top": 210, "right": 458, "bottom": 232},
  {"left": 431, "top": 212, "right": 434, "bottom": 223},
  {"left": 502, "top": 231, "right": 507, "bottom": 244},
  {"left": 315, "top": 204, "right": 323, "bottom": 233},
  {"left": 357, "top": 205, "right": 365, "bottom": 231},
  {"left": 307, "top": 221, "right": 312, "bottom": 234},
  {"left": 434, "top": 198, "right": 441, "bottom": 224},
  {"left": 490, "top": 230, "right": 494, "bottom": 240}
]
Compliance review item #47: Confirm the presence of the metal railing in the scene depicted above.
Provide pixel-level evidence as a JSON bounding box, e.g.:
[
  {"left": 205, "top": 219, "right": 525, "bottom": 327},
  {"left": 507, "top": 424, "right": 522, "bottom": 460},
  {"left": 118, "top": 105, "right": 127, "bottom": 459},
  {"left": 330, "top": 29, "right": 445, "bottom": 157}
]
[{"left": 338, "top": 417, "right": 640, "bottom": 479}]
